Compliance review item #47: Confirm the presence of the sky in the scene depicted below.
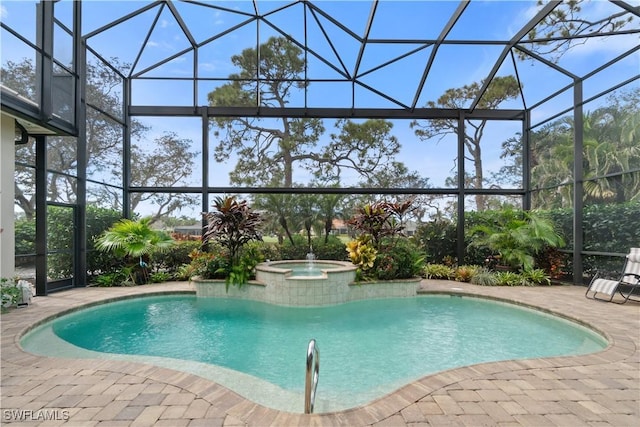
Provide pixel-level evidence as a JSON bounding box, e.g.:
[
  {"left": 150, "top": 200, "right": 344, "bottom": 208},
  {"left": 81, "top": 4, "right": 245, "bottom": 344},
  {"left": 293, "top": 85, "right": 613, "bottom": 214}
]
[{"left": 2, "top": 0, "right": 639, "bottom": 218}]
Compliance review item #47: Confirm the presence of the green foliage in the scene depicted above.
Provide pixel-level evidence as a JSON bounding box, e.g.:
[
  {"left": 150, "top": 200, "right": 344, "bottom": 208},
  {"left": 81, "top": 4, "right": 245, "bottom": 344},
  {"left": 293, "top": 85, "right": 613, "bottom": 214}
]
[
  {"left": 95, "top": 217, "right": 175, "bottom": 285},
  {"left": 495, "top": 271, "right": 524, "bottom": 286},
  {"left": 224, "top": 242, "right": 266, "bottom": 290},
  {"left": 413, "top": 219, "right": 457, "bottom": 264},
  {"left": 374, "top": 238, "right": 424, "bottom": 281},
  {"left": 490, "top": 269, "right": 550, "bottom": 287},
  {"left": 545, "top": 201, "right": 639, "bottom": 278},
  {"left": 468, "top": 207, "right": 565, "bottom": 272},
  {"left": 521, "top": 269, "right": 551, "bottom": 286},
  {"left": 96, "top": 217, "right": 175, "bottom": 258},
  {"left": 312, "top": 235, "right": 348, "bottom": 261},
  {"left": 346, "top": 199, "right": 422, "bottom": 281},
  {"left": 181, "top": 246, "right": 229, "bottom": 281},
  {"left": 225, "top": 264, "right": 252, "bottom": 291},
  {"left": 85, "top": 206, "right": 128, "bottom": 275},
  {"left": 346, "top": 200, "right": 413, "bottom": 250},
  {"left": 454, "top": 265, "right": 480, "bottom": 282},
  {"left": 14, "top": 219, "right": 35, "bottom": 257},
  {"left": 203, "top": 196, "right": 262, "bottom": 266},
  {"left": 346, "top": 236, "right": 378, "bottom": 272},
  {"left": 245, "top": 240, "right": 280, "bottom": 263},
  {"left": 151, "top": 240, "right": 201, "bottom": 275},
  {"left": 279, "top": 234, "right": 312, "bottom": 260},
  {"left": 1, "top": 278, "right": 22, "bottom": 309},
  {"left": 149, "top": 271, "right": 171, "bottom": 283},
  {"left": 470, "top": 269, "right": 499, "bottom": 286},
  {"left": 423, "top": 264, "right": 454, "bottom": 280},
  {"left": 16, "top": 206, "right": 124, "bottom": 278},
  {"left": 276, "top": 235, "right": 346, "bottom": 261},
  {"left": 93, "top": 271, "right": 130, "bottom": 287}
]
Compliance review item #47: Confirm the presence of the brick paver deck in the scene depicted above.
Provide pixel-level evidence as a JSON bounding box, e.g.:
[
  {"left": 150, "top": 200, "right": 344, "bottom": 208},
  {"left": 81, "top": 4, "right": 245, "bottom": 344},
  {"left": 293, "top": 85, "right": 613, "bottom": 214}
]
[{"left": 1, "top": 281, "right": 638, "bottom": 426}]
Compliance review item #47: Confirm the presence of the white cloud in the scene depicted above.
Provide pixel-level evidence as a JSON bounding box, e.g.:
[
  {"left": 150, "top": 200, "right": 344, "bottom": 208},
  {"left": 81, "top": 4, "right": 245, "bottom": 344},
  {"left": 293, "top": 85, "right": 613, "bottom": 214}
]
[{"left": 1, "top": 5, "right": 7, "bottom": 19}]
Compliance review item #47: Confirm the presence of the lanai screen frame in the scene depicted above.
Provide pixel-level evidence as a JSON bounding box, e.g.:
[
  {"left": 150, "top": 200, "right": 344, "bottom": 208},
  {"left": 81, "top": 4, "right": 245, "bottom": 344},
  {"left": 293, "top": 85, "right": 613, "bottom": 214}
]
[{"left": 2, "top": 0, "right": 639, "bottom": 295}]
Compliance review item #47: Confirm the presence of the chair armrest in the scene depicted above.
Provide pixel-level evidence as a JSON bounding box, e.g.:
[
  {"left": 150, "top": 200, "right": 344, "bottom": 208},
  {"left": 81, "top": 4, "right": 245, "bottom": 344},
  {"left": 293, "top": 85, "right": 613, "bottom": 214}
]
[{"left": 621, "top": 273, "right": 640, "bottom": 283}]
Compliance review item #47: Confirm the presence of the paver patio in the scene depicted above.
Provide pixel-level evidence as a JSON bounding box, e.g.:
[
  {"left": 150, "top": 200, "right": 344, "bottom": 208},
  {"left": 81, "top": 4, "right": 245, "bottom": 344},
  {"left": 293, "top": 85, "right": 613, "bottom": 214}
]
[{"left": 1, "top": 280, "right": 638, "bottom": 426}]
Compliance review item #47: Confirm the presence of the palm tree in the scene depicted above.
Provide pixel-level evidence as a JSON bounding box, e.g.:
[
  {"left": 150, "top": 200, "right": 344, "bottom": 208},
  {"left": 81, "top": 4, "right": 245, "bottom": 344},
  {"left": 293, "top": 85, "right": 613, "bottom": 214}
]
[
  {"left": 530, "top": 89, "right": 640, "bottom": 208},
  {"left": 96, "top": 217, "right": 175, "bottom": 284},
  {"left": 317, "top": 192, "right": 346, "bottom": 243}
]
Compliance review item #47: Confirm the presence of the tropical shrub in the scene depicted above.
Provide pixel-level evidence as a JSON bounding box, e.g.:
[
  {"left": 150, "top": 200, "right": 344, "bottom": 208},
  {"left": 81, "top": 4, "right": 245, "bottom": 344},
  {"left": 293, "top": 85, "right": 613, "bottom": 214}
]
[
  {"left": 94, "top": 270, "right": 130, "bottom": 287},
  {"left": 202, "top": 196, "right": 263, "bottom": 287},
  {"left": 247, "top": 240, "right": 280, "bottom": 263},
  {"left": 454, "top": 265, "right": 480, "bottom": 282},
  {"left": 495, "top": 271, "right": 524, "bottom": 286},
  {"left": 413, "top": 219, "right": 457, "bottom": 263},
  {"left": 521, "top": 268, "right": 551, "bottom": 286},
  {"left": 179, "top": 243, "right": 229, "bottom": 281},
  {"left": 151, "top": 240, "right": 201, "bottom": 276},
  {"left": 149, "top": 271, "right": 171, "bottom": 283},
  {"left": 312, "top": 235, "right": 348, "bottom": 261},
  {"left": 1, "top": 278, "right": 21, "bottom": 309},
  {"left": 346, "top": 200, "right": 413, "bottom": 250},
  {"left": 95, "top": 217, "right": 175, "bottom": 285},
  {"left": 85, "top": 206, "right": 127, "bottom": 275},
  {"left": 422, "top": 263, "right": 454, "bottom": 280},
  {"left": 277, "top": 235, "right": 346, "bottom": 261},
  {"left": 346, "top": 199, "right": 423, "bottom": 280},
  {"left": 374, "top": 238, "right": 424, "bottom": 281},
  {"left": 470, "top": 269, "right": 499, "bottom": 286},
  {"left": 346, "top": 235, "right": 378, "bottom": 272},
  {"left": 14, "top": 219, "right": 36, "bottom": 264},
  {"left": 468, "top": 207, "right": 565, "bottom": 272},
  {"left": 278, "top": 234, "right": 309, "bottom": 259}
]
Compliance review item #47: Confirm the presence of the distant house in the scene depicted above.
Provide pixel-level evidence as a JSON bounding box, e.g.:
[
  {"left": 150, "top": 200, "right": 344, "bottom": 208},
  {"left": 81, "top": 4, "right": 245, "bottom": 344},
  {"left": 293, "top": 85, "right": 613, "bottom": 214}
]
[
  {"left": 332, "top": 219, "right": 349, "bottom": 235},
  {"left": 330, "top": 219, "right": 417, "bottom": 236},
  {"left": 173, "top": 225, "right": 203, "bottom": 237}
]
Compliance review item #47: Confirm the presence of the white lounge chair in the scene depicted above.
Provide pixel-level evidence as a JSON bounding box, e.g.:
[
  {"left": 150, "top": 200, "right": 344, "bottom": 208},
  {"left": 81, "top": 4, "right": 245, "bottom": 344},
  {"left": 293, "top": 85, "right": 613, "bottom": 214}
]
[{"left": 586, "top": 248, "right": 640, "bottom": 304}]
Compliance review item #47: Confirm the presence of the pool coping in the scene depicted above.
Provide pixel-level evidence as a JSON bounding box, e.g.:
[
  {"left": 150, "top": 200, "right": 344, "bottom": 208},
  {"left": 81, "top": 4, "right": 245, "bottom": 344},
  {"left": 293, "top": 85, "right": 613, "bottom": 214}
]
[{"left": 1, "top": 280, "right": 639, "bottom": 426}]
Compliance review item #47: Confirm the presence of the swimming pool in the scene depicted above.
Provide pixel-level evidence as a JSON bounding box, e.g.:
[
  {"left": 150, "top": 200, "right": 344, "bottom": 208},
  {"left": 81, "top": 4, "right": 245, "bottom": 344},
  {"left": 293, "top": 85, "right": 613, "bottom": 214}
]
[{"left": 21, "top": 294, "right": 607, "bottom": 413}]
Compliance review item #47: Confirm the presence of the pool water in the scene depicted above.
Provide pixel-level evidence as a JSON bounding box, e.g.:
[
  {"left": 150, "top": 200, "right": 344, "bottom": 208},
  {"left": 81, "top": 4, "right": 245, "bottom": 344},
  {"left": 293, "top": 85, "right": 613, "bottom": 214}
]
[
  {"left": 270, "top": 261, "right": 336, "bottom": 276},
  {"left": 22, "top": 295, "right": 606, "bottom": 412}
]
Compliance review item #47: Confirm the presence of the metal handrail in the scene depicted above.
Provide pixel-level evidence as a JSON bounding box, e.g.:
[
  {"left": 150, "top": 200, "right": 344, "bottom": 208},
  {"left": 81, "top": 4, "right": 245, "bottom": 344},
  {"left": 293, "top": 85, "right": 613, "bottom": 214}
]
[{"left": 304, "top": 339, "right": 320, "bottom": 414}]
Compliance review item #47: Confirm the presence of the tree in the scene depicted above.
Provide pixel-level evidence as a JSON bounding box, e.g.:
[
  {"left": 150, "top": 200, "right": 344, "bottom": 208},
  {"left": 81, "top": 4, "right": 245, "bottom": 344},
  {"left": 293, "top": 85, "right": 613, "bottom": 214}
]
[
  {"left": 410, "top": 76, "right": 521, "bottom": 211},
  {"left": 315, "top": 190, "right": 347, "bottom": 244},
  {"left": 207, "top": 37, "right": 402, "bottom": 188},
  {"left": 252, "top": 193, "right": 299, "bottom": 245},
  {"left": 4, "top": 58, "right": 197, "bottom": 220},
  {"left": 522, "top": 0, "right": 637, "bottom": 62},
  {"left": 128, "top": 132, "right": 198, "bottom": 222},
  {"left": 529, "top": 88, "right": 640, "bottom": 209},
  {"left": 357, "top": 161, "right": 430, "bottom": 223}
]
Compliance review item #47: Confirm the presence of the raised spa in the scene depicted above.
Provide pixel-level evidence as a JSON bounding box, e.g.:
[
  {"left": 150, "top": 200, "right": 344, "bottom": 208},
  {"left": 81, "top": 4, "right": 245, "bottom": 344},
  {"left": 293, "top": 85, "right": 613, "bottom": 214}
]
[
  {"left": 194, "top": 259, "right": 420, "bottom": 306},
  {"left": 21, "top": 294, "right": 607, "bottom": 413}
]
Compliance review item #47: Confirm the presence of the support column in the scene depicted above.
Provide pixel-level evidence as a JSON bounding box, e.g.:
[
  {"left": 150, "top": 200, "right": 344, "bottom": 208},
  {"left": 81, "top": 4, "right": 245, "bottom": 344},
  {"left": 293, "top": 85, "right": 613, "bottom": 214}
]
[
  {"left": 0, "top": 115, "right": 16, "bottom": 278},
  {"left": 456, "top": 112, "right": 466, "bottom": 263},
  {"left": 573, "top": 80, "right": 584, "bottom": 285}
]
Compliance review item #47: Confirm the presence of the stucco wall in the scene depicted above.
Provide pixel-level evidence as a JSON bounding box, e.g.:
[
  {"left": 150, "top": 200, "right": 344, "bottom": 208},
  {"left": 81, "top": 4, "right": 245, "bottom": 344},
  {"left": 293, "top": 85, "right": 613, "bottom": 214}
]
[{"left": 0, "top": 114, "right": 16, "bottom": 278}]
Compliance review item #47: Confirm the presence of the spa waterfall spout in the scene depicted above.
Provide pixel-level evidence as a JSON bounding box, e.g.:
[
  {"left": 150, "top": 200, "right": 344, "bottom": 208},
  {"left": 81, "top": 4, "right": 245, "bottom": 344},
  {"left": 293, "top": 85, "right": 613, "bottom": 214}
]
[{"left": 306, "top": 246, "right": 316, "bottom": 272}]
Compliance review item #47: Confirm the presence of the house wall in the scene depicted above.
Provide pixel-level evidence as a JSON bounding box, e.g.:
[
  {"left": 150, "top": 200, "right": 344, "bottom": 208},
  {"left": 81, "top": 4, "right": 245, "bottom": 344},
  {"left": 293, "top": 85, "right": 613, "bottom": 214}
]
[{"left": 0, "top": 114, "right": 15, "bottom": 278}]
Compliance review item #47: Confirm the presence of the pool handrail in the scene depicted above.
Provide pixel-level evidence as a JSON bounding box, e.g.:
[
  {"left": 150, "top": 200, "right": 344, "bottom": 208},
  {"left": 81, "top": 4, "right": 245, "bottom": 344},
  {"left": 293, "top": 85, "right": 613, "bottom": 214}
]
[{"left": 304, "top": 338, "right": 320, "bottom": 414}]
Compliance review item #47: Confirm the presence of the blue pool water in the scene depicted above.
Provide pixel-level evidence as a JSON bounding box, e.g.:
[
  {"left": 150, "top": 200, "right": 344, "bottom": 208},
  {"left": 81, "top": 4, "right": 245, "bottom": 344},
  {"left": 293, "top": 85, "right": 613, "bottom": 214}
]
[{"left": 22, "top": 295, "right": 606, "bottom": 412}]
